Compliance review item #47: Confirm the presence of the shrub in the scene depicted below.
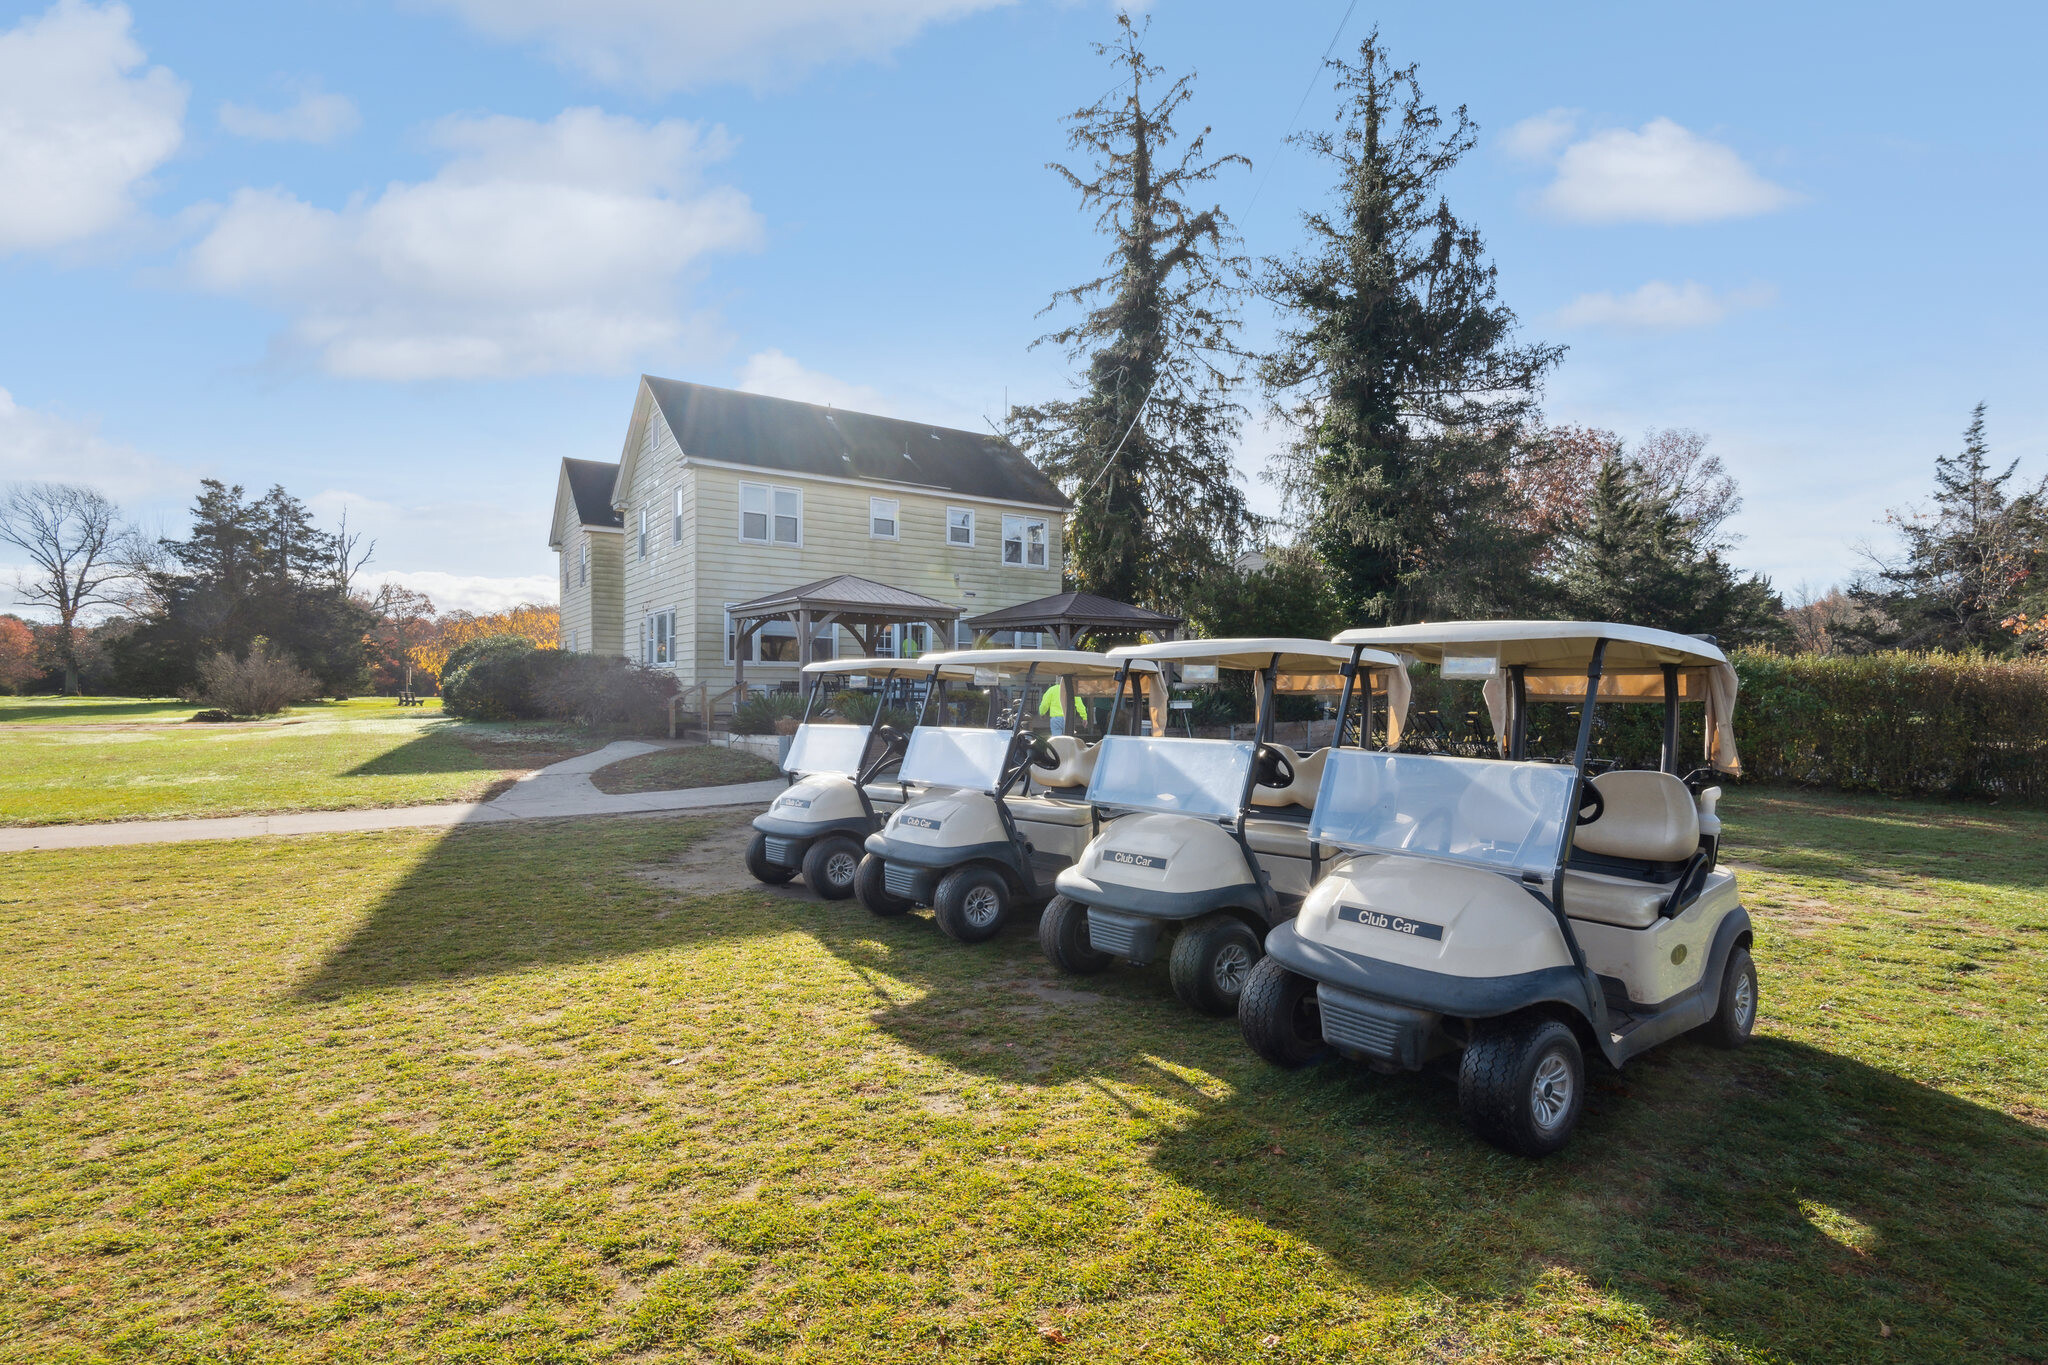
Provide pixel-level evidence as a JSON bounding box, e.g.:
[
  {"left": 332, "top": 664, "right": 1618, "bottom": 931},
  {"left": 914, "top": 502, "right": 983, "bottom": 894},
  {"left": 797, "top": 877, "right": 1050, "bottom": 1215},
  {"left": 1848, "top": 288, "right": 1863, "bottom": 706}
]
[
  {"left": 189, "top": 708, "right": 233, "bottom": 723},
  {"left": 733, "top": 690, "right": 806, "bottom": 735},
  {"left": 195, "top": 639, "right": 319, "bottom": 717},
  {"left": 534, "top": 655, "right": 679, "bottom": 731}
]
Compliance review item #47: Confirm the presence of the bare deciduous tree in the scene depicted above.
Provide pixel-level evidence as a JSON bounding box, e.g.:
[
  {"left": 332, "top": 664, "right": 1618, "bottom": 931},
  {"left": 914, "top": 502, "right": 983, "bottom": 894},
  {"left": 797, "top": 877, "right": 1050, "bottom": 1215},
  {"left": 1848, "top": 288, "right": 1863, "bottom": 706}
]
[
  {"left": 368, "top": 583, "right": 437, "bottom": 693},
  {"left": 0, "top": 481, "right": 138, "bottom": 694},
  {"left": 1634, "top": 427, "right": 1743, "bottom": 551}
]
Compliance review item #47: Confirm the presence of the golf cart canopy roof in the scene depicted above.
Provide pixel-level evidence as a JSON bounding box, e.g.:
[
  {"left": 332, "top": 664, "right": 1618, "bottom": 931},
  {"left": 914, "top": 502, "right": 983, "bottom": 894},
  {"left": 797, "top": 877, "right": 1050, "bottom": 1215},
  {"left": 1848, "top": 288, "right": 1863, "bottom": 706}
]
[
  {"left": 1334, "top": 620, "right": 1740, "bottom": 774},
  {"left": 799, "top": 657, "right": 975, "bottom": 680},
  {"left": 919, "top": 648, "right": 1159, "bottom": 680},
  {"left": 1106, "top": 637, "right": 1403, "bottom": 676}
]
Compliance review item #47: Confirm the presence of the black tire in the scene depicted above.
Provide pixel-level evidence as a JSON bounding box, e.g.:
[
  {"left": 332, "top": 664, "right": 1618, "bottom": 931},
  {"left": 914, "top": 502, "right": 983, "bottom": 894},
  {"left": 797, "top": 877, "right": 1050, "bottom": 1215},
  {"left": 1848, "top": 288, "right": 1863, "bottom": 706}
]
[
  {"left": 1704, "top": 945, "right": 1759, "bottom": 1049},
  {"left": 1038, "top": 894, "right": 1112, "bottom": 974},
  {"left": 855, "top": 853, "right": 913, "bottom": 917},
  {"left": 1238, "top": 956, "right": 1328, "bottom": 1067},
  {"left": 1169, "top": 913, "right": 1264, "bottom": 1017},
  {"left": 932, "top": 865, "right": 1010, "bottom": 944},
  {"left": 801, "top": 834, "right": 863, "bottom": 900},
  {"left": 744, "top": 830, "right": 796, "bottom": 885},
  {"left": 1458, "top": 1017, "right": 1586, "bottom": 1158}
]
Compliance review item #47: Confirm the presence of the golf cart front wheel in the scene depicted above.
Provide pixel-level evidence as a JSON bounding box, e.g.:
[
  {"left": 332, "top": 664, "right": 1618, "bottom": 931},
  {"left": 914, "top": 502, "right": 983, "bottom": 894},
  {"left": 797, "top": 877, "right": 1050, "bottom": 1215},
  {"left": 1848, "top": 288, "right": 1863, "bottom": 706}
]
[
  {"left": 1704, "top": 945, "right": 1759, "bottom": 1049},
  {"left": 1238, "top": 956, "right": 1328, "bottom": 1068},
  {"left": 1038, "top": 894, "right": 1111, "bottom": 974},
  {"left": 802, "top": 835, "right": 863, "bottom": 900},
  {"left": 933, "top": 866, "right": 1010, "bottom": 944},
  {"left": 744, "top": 831, "right": 796, "bottom": 885},
  {"left": 1458, "top": 1017, "right": 1585, "bottom": 1158},
  {"left": 855, "top": 854, "right": 913, "bottom": 917},
  {"left": 1170, "top": 913, "right": 1264, "bottom": 1016}
]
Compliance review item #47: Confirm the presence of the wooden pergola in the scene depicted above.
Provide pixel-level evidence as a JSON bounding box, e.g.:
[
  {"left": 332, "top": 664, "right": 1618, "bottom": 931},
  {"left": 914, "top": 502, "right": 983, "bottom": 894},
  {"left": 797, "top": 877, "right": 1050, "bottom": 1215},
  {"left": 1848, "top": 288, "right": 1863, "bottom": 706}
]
[
  {"left": 963, "top": 589, "right": 1182, "bottom": 651},
  {"left": 727, "top": 574, "right": 961, "bottom": 695}
]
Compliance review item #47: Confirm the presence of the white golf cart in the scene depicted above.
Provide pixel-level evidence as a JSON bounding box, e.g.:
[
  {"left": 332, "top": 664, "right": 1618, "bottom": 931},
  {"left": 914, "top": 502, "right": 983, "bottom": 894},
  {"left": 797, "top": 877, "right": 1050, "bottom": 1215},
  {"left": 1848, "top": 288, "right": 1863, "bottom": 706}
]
[
  {"left": 745, "top": 657, "right": 970, "bottom": 898},
  {"left": 1042, "top": 639, "right": 1410, "bottom": 1015},
  {"left": 1238, "top": 622, "right": 1753, "bottom": 1157},
  {"left": 857, "top": 649, "right": 1161, "bottom": 943}
]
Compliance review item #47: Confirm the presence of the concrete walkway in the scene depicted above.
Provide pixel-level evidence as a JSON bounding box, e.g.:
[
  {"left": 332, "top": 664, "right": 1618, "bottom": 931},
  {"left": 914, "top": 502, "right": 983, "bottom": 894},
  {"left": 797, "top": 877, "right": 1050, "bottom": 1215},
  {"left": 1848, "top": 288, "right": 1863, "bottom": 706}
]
[{"left": 0, "top": 741, "right": 785, "bottom": 853}]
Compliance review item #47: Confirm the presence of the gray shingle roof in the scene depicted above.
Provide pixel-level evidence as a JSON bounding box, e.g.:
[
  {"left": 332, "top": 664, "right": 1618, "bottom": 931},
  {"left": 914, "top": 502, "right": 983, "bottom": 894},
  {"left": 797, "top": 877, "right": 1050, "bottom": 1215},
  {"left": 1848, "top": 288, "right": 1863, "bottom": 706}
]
[
  {"left": 965, "top": 590, "right": 1181, "bottom": 632},
  {"left": 644, "top": 376, "right": 1066, "bottom": 509},
  {"left": 563, "top": 458, "right": 624, "bottom": 528}
]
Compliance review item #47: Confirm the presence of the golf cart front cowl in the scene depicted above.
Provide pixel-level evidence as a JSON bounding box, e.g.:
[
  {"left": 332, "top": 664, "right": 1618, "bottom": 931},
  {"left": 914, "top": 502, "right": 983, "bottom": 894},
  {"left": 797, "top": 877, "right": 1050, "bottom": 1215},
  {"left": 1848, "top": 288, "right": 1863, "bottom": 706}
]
[
  {"left": 1263, "top": 920, "right": 1589, "bottom": 1026},
  {"left": 1054, "top": 812, "right": 1261, "bottom": 921},
  {"left": 751, "top": 775, "right": 872, "bottom": 841},
  {"left": 1294, "top": 854, "right": 1575, "bottom": 980}
]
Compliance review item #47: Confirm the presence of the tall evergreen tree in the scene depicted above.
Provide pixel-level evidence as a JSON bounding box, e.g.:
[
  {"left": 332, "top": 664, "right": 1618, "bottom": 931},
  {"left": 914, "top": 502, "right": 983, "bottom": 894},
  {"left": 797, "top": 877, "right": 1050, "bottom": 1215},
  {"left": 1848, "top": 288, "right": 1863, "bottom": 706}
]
[
  {"left": 1260, "top": 32, "right": 1563, "bottom": 624},
  {"left": 1005, "top": 13, "right": 1257, "bottom": 612},
  {"left": 1852, "top": 404, "right": 2045, "bottom": 652}
]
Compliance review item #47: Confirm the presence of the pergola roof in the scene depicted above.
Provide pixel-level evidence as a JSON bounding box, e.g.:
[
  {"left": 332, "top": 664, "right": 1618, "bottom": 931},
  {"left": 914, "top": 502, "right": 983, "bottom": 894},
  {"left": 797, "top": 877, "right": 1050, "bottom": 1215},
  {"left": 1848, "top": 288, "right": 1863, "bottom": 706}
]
[
  {"left": 729, "top": 574, "right": 961, "bottom": 625},
  {"left": 964, "top": 590, "right": 1180, "bottom": 634}
]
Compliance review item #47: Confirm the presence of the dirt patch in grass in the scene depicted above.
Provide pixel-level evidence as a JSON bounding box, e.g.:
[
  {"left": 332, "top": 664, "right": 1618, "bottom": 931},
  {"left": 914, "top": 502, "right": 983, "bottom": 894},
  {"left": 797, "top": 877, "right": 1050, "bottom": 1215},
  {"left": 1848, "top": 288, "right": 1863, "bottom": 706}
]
[
  {"left": 591, "top": 744, "right": 779, "bottom": 795},
  {"left": 632, "top": 807, "right": 797, "bottom": 898}
]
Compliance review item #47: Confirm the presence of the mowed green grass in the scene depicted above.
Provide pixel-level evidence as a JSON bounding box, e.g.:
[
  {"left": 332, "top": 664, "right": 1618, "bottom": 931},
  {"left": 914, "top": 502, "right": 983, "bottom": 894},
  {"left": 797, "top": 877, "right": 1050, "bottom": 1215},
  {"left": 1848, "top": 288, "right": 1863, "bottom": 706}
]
[
  {"left": 1, "top": 789, "right": 2042, "bottom": 1362},
  {"left": 0, "top": 698, "right": 591, "bottom": 825},
  {"left": 590, "top": 743, "right": 780, "bottom": 794},
  {"left": 0, "top": 695, "right": 414, "bottom": 726}
]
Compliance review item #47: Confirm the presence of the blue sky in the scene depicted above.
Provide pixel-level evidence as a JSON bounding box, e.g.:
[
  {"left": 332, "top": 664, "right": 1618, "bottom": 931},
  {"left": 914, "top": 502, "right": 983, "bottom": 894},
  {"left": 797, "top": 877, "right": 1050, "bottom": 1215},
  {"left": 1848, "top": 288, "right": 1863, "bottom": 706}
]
[{"left": 2, "top": 0, "right": 2043, "bottom": 614}]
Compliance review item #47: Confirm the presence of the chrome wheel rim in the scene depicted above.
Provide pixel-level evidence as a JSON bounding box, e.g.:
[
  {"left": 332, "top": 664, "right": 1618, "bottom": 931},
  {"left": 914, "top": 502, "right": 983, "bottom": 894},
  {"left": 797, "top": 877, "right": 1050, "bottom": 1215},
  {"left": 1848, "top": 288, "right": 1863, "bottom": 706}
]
[
  {"left": 826, "top": 851, "right": 859, "bottom": 887},
  {"left": 963, "top": 885, "right": 1002, "bottom": 928},
  {"left": 1530, "top": 1051, "right": 1574, "bottom": 1131},
  {"left": 1213, "top": 943, "right": 1253, "bottom": 994},
  {"left": 1733, "top": 972, "right": 1755, "bottom": 1030}
]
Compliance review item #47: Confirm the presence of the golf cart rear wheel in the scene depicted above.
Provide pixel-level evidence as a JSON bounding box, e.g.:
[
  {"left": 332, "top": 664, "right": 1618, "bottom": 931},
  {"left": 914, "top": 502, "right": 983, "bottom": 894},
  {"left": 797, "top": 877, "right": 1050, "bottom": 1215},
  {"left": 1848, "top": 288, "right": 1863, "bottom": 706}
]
[
  {"left": 802, "top": 835, "right": 863, "bottom": 900},
  {"left": 1704, "top": 945, "right": 1759, "bottom": 1049},
  {"left": 1238, "top": 956, "right": 1328, "bottom": 1068},
  {"left": 744, "top": 831, "right": 796, "bottom": 885},
  {"left": 1170, "top": 914, "right": 1264, "bottom": 1017},
  {"left": 1458, "top": 1018, "right": 1585, "bottom": 1158},
  {"left": 855, "top": 854, "right": 913, "bottom": 917},
  {"left": 1038, "top": 894, "right": 1111, "bottom": 974},
  {"left": 933, "top": 866, "right": 1010, "bottom": 944}
]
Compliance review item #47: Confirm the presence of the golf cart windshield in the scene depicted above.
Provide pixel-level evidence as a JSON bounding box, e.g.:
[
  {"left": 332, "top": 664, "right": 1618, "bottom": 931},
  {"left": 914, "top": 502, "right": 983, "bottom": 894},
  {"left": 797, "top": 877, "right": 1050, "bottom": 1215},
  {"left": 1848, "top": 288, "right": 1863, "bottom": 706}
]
[
  {"left": 1084, "top": 736, "right": 1258, "bottom": 821},
  {"left": 899, "top": 726, "right": 1014, "bottom": 792},
  {"left": 782, "top": 723, "right": 870, "bottom": 778},
  {"left": 1309, "top": 749, "right": 1579, "bottom": 878}
]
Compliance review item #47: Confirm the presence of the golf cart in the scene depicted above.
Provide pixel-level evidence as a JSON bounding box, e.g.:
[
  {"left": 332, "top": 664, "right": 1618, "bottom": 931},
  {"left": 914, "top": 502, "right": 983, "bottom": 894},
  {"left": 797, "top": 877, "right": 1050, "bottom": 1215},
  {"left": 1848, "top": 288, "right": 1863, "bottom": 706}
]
[
  {"left": 745, "top": 657, "right": 969, "bottom": 898},
  {"left": 857, "top": 649, "right": 1162, "bottom": 943},
  {"left": 1043, "top": 639, "right": 1411, "bottom": 1015},
  {"left": 1238, "top": 621, "right": 1752, "bottom": 1157}
]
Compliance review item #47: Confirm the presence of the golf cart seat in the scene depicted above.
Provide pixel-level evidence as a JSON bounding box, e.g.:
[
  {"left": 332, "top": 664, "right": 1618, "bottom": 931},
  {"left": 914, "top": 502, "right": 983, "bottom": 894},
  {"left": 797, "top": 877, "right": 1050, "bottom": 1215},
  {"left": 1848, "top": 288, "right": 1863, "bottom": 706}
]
[
  {"left": 1563, "top": 770, "right": 1702, "bottom": 929},
  {"left": 1030, "top": 735, "right": 1099, "bottom": 789},
  {"left": 1249, "top": 745, "right": 1329, "bottom": 809}
]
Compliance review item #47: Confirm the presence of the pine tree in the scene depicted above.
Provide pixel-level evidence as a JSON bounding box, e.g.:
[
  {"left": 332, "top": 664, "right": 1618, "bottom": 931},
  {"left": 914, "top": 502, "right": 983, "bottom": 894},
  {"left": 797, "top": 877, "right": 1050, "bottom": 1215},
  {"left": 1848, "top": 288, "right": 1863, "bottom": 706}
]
[
  {"left": 1260, "top": 32, "right": 1563, "bottom": 624},
  {"left": 1005, "top": 13, "right": 1257, "bottom": 612}
]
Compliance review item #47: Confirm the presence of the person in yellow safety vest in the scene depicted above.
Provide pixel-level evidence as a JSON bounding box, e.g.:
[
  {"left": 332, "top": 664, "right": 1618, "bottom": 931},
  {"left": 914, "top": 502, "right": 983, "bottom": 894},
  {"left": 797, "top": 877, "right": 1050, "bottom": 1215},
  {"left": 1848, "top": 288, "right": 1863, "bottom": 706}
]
[{"left": 1038, "top": 679, "right": 1086, "bottom": 737}]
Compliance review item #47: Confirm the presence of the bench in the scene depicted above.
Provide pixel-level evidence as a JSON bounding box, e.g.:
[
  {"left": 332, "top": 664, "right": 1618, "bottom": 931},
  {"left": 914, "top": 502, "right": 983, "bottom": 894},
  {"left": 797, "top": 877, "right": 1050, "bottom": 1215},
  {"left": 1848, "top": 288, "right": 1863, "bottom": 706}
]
[{"left": 397, "top": 691, "right": 425, "bottom": 707}]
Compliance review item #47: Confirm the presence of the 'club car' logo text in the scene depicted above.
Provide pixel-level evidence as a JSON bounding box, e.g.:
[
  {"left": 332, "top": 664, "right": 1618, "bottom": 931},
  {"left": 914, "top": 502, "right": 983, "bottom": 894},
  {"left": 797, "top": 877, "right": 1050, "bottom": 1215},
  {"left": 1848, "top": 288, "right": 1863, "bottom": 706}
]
[
  {"left": 776, "top": 795, "right": 812, "bottom": 810},
  {"left": 899, "top": 814, "right": 942, "bottom": 831},
  {"left": 1104, "top": 849, "right": 1167, "bottom": 871},
  {"left": 1338, "top": 904, "right": 1445, "bottom": 941}
]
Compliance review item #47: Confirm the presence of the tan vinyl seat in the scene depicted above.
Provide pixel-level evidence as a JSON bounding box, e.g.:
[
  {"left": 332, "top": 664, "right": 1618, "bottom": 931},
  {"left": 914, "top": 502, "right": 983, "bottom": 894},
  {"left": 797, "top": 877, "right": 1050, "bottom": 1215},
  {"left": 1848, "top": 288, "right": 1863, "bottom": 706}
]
[
  {"left": 1243, "top": 818, "right": 1334, "bottom": 860},
  {"left": 1007, "top": 794, "right": 1093, "bottom": 827},
  {"left": 1030, "top": 735, "right": 1100, "bottom": 789},
  {"left": 1250, "top": 745, "right": 1329, "bottom": 809},
  {"left": 1564, "top": 770, "right": 1702, "bottom": 929}
]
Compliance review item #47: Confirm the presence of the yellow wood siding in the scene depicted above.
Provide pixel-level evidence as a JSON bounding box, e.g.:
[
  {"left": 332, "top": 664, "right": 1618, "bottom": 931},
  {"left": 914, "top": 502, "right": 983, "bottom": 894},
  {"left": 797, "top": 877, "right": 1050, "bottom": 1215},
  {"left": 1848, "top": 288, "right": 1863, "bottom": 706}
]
[
  {"left": 620, "top": 408, "right": 695, "bottom": 666},
  {"left": 554, "top": 527, "right": 626, "bottom": 657}
]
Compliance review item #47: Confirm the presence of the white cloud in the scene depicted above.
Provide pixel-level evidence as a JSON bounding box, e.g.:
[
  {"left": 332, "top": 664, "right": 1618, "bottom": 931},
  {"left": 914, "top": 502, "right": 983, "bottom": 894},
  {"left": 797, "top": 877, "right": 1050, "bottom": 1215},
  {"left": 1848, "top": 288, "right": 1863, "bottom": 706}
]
[
  {"left": 737, "top": 350, "right": 888, "bottom": 413},
  {"left": 218, "top": 89, "right": 359, "bottom": 144},
  {"left": 359, "top": 569, "right": 557, "bottom": 614},
  {"left": 1501, "top": 107, "right": 1577, "bottom": 162},
  {"left": 0, "top": 387, "right": 188, "bottom": 501},
  {"left": 1554, "top": 280, "right": 1776, "bottom": 331},
  {"left": 425, "top": 0, "right": 1014, "bottom": 92},
  {"left": 1538, "top": 117, "right": 1795, "bottom": 224},
  {"left": 0, "top": 0, "right": 185, "bottom": 253},
  {"left": 186, "top": 107, "right": 763, "bottom": 380}
]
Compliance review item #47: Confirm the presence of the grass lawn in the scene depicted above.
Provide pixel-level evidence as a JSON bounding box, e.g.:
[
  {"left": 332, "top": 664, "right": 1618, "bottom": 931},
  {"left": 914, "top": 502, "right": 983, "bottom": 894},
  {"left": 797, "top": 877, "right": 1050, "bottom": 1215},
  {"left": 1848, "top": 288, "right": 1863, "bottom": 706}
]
[
  {"left": 0, "top": 695, "right": 408, "bottom": 726},
  {"left": 1, "top": 788, "right": 2042, "bottom": 1362},
  {"left": 0, "top": 697, "right": 592, "bottom": 826},
  {"left": 591, "top": 743, "right": 780, "bottom": 794}
]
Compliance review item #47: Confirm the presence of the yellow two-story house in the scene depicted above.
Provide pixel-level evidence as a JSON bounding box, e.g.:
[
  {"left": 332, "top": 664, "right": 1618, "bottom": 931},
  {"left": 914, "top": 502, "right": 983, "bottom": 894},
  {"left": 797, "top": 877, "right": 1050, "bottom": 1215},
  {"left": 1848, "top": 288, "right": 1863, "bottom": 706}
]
[{"left": 550, "top": 376, "right": 1069, "bottom": 687}]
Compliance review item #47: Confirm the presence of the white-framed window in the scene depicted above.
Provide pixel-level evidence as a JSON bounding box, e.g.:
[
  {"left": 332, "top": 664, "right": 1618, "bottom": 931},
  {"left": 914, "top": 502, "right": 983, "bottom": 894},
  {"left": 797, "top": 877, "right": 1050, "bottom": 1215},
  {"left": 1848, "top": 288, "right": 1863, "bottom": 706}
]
[
  {"left": 637, "top": 507, "right": 648, "bottom": 558},
  {"left": 566, "top": 629, "right": 579, "bottom": 653},
  {"left": 1002, "top": 514, "right": 1048, "bottom": 568},
  {"left": 870, "top": 496, "right": 900, "bottom": 540},
  {"left": 673, "top": 487, "right": 684, "bottom": 544},
  {"left": 739, "top": 481, "right": 802, "bottom": 545},
  {"left": 873, "top": 624, "right": 931, "bottom": 660},
  {"left": 578, "top": 542, "right": 588, "bottom": 586},
  {"left": 946, "top": 507, "right": 974, "bottom": 547},
  {"left": 643, "top": 609, "right": 676, "bottom": 666},
  {"left": 724, "top": 607, "right": 751, "bottom": 663},
  {"left": 954, "top": 619, "right": 975, "bottom": 648}
]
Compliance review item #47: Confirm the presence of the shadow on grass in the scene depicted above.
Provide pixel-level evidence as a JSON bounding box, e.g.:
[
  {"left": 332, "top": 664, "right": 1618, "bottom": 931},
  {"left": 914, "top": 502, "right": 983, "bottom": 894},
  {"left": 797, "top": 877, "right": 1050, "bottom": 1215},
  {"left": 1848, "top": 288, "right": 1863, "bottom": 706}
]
[{"left": 335, "top": 721, "right": 590, "bottom": 781}]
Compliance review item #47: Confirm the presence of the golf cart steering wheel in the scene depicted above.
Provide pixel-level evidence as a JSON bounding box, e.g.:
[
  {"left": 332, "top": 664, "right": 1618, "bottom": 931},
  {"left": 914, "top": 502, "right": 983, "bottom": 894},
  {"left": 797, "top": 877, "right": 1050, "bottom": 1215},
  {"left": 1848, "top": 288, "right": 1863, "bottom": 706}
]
[
  {"left": 1027, "top": 735, "right": 1061, "bottom": 769},
  {"left": 1253, "top": 744, "right": 1296, "bottom": 789},
  {"left": 1576, "top": 777, "right": 1607, "bottom": 825},
  {"left": 873, "top": 723, "right": 908, "bottom": 753}
]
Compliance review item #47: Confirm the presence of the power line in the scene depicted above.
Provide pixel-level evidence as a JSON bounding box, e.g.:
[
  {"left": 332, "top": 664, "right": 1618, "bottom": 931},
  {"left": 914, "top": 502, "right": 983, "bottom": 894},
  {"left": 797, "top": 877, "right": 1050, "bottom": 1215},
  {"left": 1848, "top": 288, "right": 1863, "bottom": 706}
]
[
  {"left": 1242, "top": 0, "right": 1359, "bottom": 219},
  {"left": 1077, "top": 381, "right": 1159, "bottom": 502}
]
